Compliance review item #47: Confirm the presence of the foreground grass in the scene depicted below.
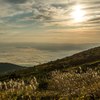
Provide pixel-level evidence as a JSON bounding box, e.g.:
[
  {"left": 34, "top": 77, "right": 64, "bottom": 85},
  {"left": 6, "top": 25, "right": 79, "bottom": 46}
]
[{"left": 0, "top": 67, "right": 100, "bottom": 100}]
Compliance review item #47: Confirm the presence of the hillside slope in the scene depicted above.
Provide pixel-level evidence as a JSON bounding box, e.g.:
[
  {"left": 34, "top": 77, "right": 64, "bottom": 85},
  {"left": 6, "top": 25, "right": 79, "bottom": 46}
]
[
  {"left": 0, "top": 46, "right": 99, "bottom": 80},
  {"left": 17, "top": 46, "right": 100, "bottom": 76}
]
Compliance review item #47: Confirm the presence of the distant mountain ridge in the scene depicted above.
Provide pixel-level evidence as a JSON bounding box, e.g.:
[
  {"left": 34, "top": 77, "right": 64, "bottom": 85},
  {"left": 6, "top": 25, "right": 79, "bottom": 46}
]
[{"left": 0, "top": 63, "right": 25, "bottom": 74}]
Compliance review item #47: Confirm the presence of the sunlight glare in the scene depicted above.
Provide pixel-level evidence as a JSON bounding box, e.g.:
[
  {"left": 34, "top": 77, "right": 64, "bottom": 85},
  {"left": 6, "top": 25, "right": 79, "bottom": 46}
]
[{"left": 71, "top": 4, "right": 86, "bottom": 23}]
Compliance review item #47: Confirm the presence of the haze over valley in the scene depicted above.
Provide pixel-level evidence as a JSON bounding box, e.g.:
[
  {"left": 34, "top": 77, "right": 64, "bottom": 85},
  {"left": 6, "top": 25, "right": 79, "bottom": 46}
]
[{"left": 0, "top": 43, "right": 99, "bottom": 66}]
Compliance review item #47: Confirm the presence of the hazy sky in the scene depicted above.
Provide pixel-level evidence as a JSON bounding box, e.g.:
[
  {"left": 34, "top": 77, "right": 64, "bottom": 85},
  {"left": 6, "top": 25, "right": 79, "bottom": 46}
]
[{"left": 0, "top": 0, "right": 100, "bottom": 44}]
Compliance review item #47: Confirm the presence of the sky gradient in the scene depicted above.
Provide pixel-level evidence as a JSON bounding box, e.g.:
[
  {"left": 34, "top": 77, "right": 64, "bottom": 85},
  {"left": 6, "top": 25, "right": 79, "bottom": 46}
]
[{"left": 0, "top": 0, "right": 100, "bottom": 44}]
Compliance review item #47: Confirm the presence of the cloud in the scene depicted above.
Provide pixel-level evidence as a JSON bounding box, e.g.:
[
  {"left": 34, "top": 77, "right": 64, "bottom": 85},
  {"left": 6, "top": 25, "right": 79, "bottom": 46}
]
[
  {"left": 32, "top": 2, "right": 69, "bottom": 22},
  {"left": 4, "top": 0, "right": 27, "bottom": 4},
  {"left": 0, "top": 33, "right": 5, "bottom": 35},
  {"left": 31, "top": 0, "right": 100, "bottom": 30},
  {"left": 0, "top": 0, "right": 34, "bottom": 17},
  {"left": 0, "top": 0, "right": 100, "bottom": 33},
  {"left": 86, "top": 17, "right": 100, "bottom": 24}
]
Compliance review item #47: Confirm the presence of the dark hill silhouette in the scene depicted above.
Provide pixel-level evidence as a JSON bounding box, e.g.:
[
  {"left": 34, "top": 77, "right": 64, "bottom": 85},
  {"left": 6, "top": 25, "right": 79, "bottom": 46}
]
[{"left": 0, "top": 63, "right": 25, "bottom": 74}]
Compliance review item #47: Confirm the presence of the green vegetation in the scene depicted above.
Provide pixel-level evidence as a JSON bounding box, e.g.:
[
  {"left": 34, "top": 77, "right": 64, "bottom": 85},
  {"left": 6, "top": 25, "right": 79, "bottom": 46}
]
[{"left": 0, "top": 46, "right": 100, "bottom": 100}]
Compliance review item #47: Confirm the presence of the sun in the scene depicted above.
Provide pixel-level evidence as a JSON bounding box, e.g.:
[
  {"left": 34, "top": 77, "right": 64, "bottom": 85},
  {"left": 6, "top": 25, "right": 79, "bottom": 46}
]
[{"left": 71, "top": 4, "right": 86, "bottom": 23}]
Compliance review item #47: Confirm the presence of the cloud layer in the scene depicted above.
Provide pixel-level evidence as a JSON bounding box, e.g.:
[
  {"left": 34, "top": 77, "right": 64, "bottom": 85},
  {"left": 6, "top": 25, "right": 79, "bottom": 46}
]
[
  {"left": 0, "top": 0, "right": 100, "bottom": 26},
  {"left": 5, "top": 0, "right": 27, "bottom": 4},
  {"left": 0, "top": 42, "right": 99, "bottom": 66}
]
